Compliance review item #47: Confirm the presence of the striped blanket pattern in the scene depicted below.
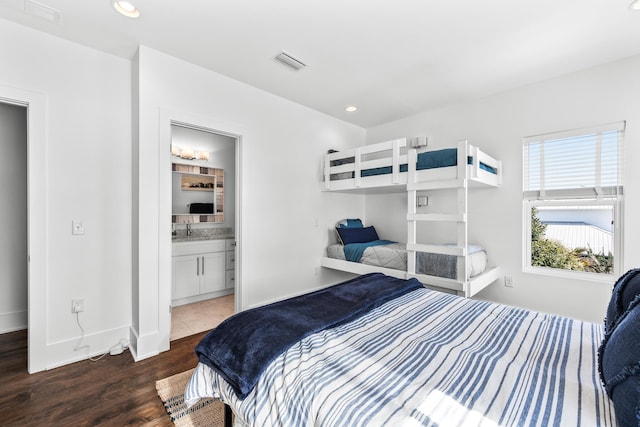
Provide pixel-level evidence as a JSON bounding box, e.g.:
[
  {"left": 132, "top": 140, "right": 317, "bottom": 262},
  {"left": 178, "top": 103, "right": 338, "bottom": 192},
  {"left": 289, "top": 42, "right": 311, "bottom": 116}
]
[{"left": 185, "top": 287, "right": 615, "bottom": 426}]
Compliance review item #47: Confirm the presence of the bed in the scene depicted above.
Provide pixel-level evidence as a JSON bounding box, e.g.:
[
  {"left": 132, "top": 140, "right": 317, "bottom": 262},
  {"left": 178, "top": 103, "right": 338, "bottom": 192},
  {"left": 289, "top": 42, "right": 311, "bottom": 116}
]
[
  {"left": 184, "top": 272, "right": 640, "bottom": 426},
  {"left": 325, "top": 243, "right": 488, "bottom": 280},
  {"left": 322, "top": 219, "right": 500, "bottom": 297}
]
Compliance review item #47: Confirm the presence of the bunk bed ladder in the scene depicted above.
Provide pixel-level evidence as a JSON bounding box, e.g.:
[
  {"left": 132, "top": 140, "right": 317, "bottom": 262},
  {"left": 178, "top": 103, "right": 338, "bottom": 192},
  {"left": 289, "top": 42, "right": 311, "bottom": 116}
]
[
  {"left": 407, "top": 140, "right": 470, "bottom": 297},
  {"left": 406, "top": 149, "right": 419, "bottom": 277},
  {"left": 455, "top": 141, "right": 470, "bottom": 296}
]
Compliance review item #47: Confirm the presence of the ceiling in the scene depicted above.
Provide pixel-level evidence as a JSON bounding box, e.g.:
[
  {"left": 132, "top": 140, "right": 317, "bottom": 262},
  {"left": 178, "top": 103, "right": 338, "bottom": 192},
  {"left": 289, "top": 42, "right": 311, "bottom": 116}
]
[{"left": 1, "top": 0, "right": 639, "bottom": 128}]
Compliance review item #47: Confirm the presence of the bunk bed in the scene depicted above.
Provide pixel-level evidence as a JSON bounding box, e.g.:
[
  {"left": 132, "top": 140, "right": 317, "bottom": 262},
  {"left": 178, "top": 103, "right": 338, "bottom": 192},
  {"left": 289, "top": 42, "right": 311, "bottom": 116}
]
[{"left": 321, "top": 138, "right": 503, "bottom": 297}]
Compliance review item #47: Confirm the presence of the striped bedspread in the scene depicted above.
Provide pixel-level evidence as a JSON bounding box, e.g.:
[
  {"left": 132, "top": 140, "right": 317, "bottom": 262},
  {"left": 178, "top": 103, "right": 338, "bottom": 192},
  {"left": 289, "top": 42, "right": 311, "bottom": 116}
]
[{"left": 185, "top": 287, "right": 615, "bottom": 426}]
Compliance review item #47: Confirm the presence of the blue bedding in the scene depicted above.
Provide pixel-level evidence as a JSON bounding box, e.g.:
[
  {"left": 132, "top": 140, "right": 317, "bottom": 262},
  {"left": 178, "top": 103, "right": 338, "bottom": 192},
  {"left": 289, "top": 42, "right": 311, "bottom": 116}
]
[
  {"left": 343, "top": 240, "right": 396, "bottom": 262},
  {"left": 186, "top": 283, "right": 614, "bottom": 426},
  {"left": 194, "top": 272, "right": 423, "bottom": 398},
  {"left": 360, "top": 148, "right": 497, "bottom": 177}
]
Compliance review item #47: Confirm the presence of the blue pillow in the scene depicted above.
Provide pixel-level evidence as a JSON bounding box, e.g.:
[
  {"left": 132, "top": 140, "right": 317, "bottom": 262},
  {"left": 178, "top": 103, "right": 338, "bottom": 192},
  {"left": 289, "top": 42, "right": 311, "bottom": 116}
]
[
  {"left": 336, "top": 226, "right": 379, "bottom": 245},
  {"left": 599, "top": 296, "right": 640, "bottom": 426},
  {"left": 606, "top": 268, "right": 640, "bottom": 334}
]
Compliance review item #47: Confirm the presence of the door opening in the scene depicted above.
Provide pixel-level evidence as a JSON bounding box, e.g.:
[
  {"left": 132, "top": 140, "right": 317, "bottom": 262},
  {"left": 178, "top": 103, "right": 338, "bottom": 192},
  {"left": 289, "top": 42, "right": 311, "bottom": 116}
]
[
  {"left": 0, "top": 102, "right": 28, "bottom": 340},
  {"left": 169, "top": 124, "right": 237, "bottom": 341},
  {"left": 0, "top": 86, "right": 46, "bottom": 373}
]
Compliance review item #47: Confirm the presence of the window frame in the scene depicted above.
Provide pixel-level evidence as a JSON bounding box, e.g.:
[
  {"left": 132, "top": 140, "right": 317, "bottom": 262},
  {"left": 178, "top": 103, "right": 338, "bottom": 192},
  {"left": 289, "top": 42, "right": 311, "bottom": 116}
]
[
  {"left": 522, "top": 198, "right": 623, "bottom": 283},
  {"left": 522, "top": 122, "right": 624, "bottom": 283}
]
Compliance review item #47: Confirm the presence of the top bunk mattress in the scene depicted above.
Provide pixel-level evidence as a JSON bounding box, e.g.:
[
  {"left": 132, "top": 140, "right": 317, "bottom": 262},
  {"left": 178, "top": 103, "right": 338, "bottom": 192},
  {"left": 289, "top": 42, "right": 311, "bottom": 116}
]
[{"left": 326, "top": 242, "right": 487, "bottom": 280}]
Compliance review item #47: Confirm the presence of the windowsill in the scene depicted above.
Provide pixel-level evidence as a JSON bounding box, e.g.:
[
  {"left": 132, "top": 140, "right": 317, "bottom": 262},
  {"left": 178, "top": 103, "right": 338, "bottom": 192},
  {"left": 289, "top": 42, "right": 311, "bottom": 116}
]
[{"left": 523, "top": 265, "right": 616, "bottom": 285}]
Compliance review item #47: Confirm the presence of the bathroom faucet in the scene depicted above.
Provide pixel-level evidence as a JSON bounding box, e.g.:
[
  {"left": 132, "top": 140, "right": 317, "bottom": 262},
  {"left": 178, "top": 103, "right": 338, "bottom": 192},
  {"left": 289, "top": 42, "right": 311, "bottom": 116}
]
[{"left": 186, "top": 223, "right": 192, "bottom": 236}]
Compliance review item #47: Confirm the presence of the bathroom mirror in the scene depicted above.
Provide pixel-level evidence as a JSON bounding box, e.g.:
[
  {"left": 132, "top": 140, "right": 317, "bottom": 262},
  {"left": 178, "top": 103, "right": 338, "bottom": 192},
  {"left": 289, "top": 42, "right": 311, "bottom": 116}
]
[{"left": 172, "top": 163, "right": 224, "bottom": 223}]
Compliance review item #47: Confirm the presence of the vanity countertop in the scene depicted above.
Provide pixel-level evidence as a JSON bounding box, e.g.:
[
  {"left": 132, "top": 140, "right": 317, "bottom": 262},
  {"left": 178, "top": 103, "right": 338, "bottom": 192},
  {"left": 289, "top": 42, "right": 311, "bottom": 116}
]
[{"left": 172, "top": 225, "right": 234, "bottom": 243}]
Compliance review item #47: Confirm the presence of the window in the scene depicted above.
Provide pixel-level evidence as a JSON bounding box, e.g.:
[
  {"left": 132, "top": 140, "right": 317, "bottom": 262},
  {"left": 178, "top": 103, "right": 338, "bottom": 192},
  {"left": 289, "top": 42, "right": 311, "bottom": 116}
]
[{"left": 522, "top": 122, "right": 624, "bottom": 280}]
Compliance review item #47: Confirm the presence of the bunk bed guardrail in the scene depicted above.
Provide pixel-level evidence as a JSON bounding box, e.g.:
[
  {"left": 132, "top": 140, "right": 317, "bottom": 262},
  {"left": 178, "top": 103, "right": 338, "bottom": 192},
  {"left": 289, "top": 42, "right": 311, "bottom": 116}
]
[{"left": 324, "top": 139, "right": 502, "bottom": 191}]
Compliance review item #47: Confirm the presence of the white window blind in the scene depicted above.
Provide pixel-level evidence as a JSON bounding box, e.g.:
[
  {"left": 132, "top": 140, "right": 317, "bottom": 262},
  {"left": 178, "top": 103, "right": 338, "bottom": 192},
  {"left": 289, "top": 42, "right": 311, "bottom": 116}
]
[{"left": 523, "top": 122, "right": 625, "bottom": 200}]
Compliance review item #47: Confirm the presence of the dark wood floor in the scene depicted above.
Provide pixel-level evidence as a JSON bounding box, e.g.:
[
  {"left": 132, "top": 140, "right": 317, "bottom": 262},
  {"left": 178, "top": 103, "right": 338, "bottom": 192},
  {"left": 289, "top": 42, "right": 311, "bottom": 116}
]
[{"left": 0, "top": 329, "right": 209, "bottom": 426}]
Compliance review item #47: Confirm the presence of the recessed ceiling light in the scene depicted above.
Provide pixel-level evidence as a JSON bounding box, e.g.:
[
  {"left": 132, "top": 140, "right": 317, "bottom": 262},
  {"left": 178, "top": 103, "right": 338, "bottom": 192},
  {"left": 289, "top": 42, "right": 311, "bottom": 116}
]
[
  {"left": 345, "top": 106, "right": 358, "bottom": 112},
  {"left": 113, "top": 1, "right": 140, "bottom": 18},
  {"left": 630, "top": 0, "right": 640, "bottom": 10}
]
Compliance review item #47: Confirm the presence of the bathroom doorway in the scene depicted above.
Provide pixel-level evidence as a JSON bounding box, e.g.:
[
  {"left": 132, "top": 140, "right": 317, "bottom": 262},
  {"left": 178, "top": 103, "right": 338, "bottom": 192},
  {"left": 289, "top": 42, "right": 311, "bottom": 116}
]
[{"left": 169, "top": 124, "right": 238, "bottom": 341}]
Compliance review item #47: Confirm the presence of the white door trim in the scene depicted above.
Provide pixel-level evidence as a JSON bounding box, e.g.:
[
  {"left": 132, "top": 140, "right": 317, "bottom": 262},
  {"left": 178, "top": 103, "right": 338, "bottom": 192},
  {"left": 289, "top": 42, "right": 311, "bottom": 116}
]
[
  {"left": 0, "top": 85, "right": 47, "bottom": 373},
  {"left": 156, "top": 109, "right": 243, "bottom": 353}
]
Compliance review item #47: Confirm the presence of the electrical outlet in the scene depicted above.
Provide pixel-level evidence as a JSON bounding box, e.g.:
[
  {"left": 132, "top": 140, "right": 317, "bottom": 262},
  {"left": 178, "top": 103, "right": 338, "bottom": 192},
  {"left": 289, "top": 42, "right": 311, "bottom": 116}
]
[
  {"left": 504, "top": 276, "right": 514, "bottom": 288},
  {"left": 417, "top": 196, "right": 429, "bottom": 207},
  {"left": 71, "top": 298, "right": 84, "bottom": 313}
]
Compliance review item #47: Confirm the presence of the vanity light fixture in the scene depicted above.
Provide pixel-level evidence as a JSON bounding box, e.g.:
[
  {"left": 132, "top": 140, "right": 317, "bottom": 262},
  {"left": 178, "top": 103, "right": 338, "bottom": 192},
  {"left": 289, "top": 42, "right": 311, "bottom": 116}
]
[
  {"left": 345, "top": 106, "right": 358, "bottom": 112},
  {"left": 113, "top": 1, "right": 140, "bottom": 18},
  {"left": 630, "top": 0, "right": 640, "bottom": 10},
  {"left": 179, "top": 148, "right": 196, "bottom": 160},
  {"left": 197, "top": 151, "right": 210, "bottom": 161},
  {"left": 171, "top": 144, "right": 210, "bottom": 161}
]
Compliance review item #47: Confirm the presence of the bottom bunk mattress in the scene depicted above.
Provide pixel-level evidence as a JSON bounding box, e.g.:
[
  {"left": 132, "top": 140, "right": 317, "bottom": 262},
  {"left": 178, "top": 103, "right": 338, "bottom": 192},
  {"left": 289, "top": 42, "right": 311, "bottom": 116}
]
[
  {"left": 326, "top": 242, "right": 488, "bottom": 279},
  {"left": 185, "top": 273, "right": 614, "bottom": 426}
]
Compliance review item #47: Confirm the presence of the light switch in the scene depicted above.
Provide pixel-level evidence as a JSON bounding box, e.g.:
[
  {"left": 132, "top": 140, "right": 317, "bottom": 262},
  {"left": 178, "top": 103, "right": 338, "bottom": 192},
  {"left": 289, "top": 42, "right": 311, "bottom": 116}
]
[{"left": 72, "top": 220, "right": 85, "bottom": 235}]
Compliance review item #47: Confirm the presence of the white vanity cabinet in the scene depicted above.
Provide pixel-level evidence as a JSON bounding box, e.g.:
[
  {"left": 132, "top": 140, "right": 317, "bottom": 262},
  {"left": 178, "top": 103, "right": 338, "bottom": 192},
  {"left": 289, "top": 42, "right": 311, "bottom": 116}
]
[
  {"left": 172, "top": 239, "right": 232, "bottom": 305},
  {"left": 225, "top": 238, "right": 236, "bottom": 289}
]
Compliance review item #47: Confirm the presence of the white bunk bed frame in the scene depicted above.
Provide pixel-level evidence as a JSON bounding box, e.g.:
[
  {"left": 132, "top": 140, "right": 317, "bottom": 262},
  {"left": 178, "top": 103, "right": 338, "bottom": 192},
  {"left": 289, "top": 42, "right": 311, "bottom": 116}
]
[{"left": 321, "top": 138, "right": 503, "bottom": 298}]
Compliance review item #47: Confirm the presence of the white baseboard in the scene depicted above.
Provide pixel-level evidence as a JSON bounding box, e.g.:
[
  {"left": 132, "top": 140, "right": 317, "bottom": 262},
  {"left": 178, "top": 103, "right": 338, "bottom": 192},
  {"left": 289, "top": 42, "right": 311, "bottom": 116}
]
[
  {"left": 128, "top": 325, "right": 161, "bottom": 362},
  {"left": 172, "top": 288, "right": 233, "bottom": 307},
  {"left": 0, "top": 309, "right": 27, "bottom": 334},
  {"left": 44, "top": 324, "right": 132, "bottom": 370}
]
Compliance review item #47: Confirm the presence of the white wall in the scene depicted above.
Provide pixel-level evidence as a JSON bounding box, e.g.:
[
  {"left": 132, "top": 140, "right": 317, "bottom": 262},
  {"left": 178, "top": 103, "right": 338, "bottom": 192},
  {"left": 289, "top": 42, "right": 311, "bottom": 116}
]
[
  {"left": 365, "top": 55, "right": 640, "bottom": 322},
  {"left": 0, "top": 19, "right": 132, "bottom": 369},
  {"left": 132, "top": 46, "right": 365, "bottom": 359},
  {"left": 0, "top": 102, "right": 27, "bottom": 333}
]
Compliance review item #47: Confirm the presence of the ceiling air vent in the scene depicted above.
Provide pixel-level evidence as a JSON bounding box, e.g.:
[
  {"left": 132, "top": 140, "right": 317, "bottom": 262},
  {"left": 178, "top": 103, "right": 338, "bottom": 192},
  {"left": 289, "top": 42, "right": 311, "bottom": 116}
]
[
  {"left": 27, "top": 0, "right": 60, "bottom": 23},
  {"left": 274, "top": 51, "right": 306, "bottom": 71},
  {"left": 0, "top": 0, "right": 60, "bottom": 23}
]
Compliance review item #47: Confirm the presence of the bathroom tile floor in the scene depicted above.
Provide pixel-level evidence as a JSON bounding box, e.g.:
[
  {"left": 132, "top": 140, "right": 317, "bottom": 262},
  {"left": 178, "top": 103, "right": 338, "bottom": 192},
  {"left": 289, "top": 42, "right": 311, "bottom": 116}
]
[{"left": 171, "top": 294, "right": 235, "bottom": 341}]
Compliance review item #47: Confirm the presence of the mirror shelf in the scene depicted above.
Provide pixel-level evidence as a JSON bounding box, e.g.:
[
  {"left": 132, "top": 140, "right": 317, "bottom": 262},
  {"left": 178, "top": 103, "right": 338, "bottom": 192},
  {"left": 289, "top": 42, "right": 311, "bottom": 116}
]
[
  {"left": 172, "top": 163, "right": 224, "bottom": 223},
  {"left": 172, "top": 214, "right": 223, "bottom": 223}
]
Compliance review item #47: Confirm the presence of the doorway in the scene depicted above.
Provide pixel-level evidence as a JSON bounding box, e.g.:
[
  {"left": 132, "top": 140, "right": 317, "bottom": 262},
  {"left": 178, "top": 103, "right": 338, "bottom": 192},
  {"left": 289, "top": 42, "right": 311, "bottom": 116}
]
[
  {"left": 0, "top": 102, "right": 27, "bottom": 336},
  {"left": 169, "top": 124, "right": 237, "bottom": 340},
  {"left": 155, "top": 109, "right": 243, "bottom": 356},
  {"left": 0, "top": 86, "right": 46, "bottom": 373}
]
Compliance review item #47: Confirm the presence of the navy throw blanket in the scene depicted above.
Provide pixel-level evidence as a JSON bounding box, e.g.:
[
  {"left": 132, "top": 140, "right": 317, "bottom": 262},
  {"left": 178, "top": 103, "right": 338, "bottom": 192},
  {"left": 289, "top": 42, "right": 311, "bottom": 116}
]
[{"left": 195, "top": 273, "right": 423, "bottom": 398}]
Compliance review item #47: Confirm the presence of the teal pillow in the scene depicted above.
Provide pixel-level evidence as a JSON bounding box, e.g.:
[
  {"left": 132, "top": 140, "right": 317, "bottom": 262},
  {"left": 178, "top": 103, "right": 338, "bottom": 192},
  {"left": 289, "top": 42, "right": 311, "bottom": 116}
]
[{"left": 336, "top": 218, "right": 364, "bottom": 229}]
